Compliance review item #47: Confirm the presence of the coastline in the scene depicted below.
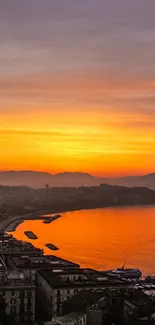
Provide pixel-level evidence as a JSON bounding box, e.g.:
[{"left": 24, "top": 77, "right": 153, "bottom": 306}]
[
  {"left": 2, "top": 202, "right": 155, "bottom": 233},
  {"left": 2, "top": 205, "right": 155, "bottom": 275}
]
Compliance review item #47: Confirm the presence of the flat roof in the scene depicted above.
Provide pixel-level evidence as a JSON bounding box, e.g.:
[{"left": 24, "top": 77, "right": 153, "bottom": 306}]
[
  {"left": 0, "top": 271, "right": 35, "bottom": 289},
  {"left": 9, "top": 255, "right": 79, "bottom": 270},
  {"left": 57, "top": 313, "right": 86, "bottom": 322},
  {"left": 45, "top": 313, "right": 86, "bottom": 325},
  {"left": 62, "top": 289, "right": 106, "bottom": 307},
  {"left": 125, "top": 291, "right": 152, "bottom": 306},
  {"left": 39, "top": 269, "right": 113, "bottom": 288}
]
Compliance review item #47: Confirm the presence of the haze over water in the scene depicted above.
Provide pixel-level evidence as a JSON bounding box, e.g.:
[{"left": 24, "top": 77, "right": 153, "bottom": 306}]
[{"left": 12, "top": 206, "right": 155, "bottom": 276}]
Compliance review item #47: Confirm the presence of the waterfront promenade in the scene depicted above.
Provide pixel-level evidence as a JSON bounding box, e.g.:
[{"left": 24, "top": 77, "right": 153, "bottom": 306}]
[{"left": 0, "top": 212, "right": 44, "bottom": 232}]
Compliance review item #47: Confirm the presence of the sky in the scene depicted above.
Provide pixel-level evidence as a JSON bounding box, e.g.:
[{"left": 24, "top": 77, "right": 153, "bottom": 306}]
[{"left": 0, "top": 0, "right": 155, "bottom": 177}]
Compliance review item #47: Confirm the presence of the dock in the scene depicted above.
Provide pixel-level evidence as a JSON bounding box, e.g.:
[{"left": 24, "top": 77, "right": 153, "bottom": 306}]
[
  {"left": 24, "top": 231, "right": 38, "bottom": 240},
  {"left": 6, "top": 220, "right": 24, "bottom": 232},
  {"left": 45, "top": 243, "right": 59, "bottom": 251},
  {"left": 43, "top": 214, "right": 61, "bottom": 224}
]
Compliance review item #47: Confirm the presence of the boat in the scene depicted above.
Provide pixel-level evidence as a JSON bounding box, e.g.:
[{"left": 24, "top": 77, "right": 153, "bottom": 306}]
[{"left": 108, "top": 263, "right": 142, "bottom": 279}]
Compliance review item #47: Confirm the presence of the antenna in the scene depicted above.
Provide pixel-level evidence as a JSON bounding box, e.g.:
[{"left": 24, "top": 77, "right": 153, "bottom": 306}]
[{"left": 122, "top": 262, "right": 126, "bottom": 269}]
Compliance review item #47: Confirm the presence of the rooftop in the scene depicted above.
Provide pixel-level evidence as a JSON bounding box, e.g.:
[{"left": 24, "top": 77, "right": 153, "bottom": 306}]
[
  {"left": 9, "top": 255, "right": 79, "bottom": 270},
  {"left": 45, "top": 313, "right": 86, "bottom": 325},
  {"left": 46, "top": 255, "right": 80, "bottom": 268},
  {"left": 0, "top": 271, "right": 34, "bottom": 289},
  {"left": 39, "top": 268, "right": 113, "bottom": 288},
  {"left": 125, "top": 291, "right": 152, "bottom": 307},
  {"left": 62, "top": 289, "right": 106, "bottom": 307},
  {"left": 0, "top": 256, "right": 7, "bottom": 271},
  {"left": 0, "top": 232, "right": 13, "bottom": 242},
  {"left": 1, "top": 239, "right": 43, "bottom": 254}
]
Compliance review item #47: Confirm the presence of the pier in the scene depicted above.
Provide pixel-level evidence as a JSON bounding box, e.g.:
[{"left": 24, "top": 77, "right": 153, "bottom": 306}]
[
  {"left": 24, "top": 231, "right": 38, "bottom": 240},
  {"left": 45, "top": 243, "right": 59, "bottom": 251},
  {"left": 43, "top": 214, "right": 61, "bottom": 224}
]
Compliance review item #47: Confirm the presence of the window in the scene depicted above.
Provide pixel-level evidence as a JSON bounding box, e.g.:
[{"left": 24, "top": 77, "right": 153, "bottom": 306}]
[
  {"left": 20, "top": 291, "right": 25, "bottom": 297},
  {"left": 67, "top": 289, "right": 70, "bottom": 294},
  {"left": 28, "top": 316, "right": 32, "bottom": 322},
  {"left": 27, "top": 305, "right": 32, "bottom": 312},
  {"left": 57, "top": 290, "right": 60, "bottom": 295},
  {"left": 12, "top": 291, "right": 15, "bottom": 296},
  {"left": 11, "top": 298, "right": 16, "bottom": 304},
  {"left": 20, "top": 303, "right": 25, "bottom": 313},
  {"left": 112, "top": 298, "right": 116, "bottom": 305},
  {"left": 11, "top": 306, "right": 16, "bottom": 314}
]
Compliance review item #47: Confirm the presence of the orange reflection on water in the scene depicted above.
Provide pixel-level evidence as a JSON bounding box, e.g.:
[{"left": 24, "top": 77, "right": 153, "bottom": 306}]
[{"left": 12, "top": 206, "right": 155, "bottom": 275}]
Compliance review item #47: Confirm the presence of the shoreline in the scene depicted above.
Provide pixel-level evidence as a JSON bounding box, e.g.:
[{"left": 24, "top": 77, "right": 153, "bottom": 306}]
[
  {"left": 2, "top": 202, "right": 155, "bottom": 233},
  {"left": 2, "top": 205, "right": 155, "bottom": 276}
]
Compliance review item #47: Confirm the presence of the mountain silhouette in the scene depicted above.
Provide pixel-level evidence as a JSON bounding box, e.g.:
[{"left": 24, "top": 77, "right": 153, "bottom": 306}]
[{"left": 0, "top": 170, "right": 155, "bottom": 189}]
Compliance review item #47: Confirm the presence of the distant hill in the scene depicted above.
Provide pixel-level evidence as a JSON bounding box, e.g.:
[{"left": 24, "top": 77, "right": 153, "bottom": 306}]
[{"left": 0, "top": 170, "right": 155, "bottom": 189}]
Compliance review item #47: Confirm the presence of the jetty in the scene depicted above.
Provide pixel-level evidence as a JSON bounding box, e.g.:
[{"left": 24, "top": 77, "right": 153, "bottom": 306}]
[
  {"left": 45, "top": 243, "right": 59, "bottom": 251},
  {"left": 6, "top": 220, "right": 24, "bottom": 232},
  {"left": 24, "top": 231, "right": 38, "bottom": 240},
  {"left": 43, "top": 214, "right": 61, "bottom": 224}
]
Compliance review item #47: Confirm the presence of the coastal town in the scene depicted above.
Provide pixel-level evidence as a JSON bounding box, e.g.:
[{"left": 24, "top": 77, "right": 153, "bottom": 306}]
[
  {"left": 1, "top": 184, "right": 155, "bottom": 325},
  {"left": 1, "top": 229, "right": 155, "bottom": 325},
  {"left": 1, "top": 183, "right": 155, "bottom": 221}
]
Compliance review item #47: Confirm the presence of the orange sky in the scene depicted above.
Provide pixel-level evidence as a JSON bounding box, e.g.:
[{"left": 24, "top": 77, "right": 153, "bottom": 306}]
[
  {"left": 1, "top": 98, "right": 155, "bottom": 177},
  {"left": 0, "top": 0, "right": 155, "bottom": 177}
]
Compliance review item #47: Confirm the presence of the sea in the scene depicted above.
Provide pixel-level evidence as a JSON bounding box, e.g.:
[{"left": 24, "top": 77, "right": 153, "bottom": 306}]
[{"left": 11, "top": 205, "right": 155, "bottom": 276}]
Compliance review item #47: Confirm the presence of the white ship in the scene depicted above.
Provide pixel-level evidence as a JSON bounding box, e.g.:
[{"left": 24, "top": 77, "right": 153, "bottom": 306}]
[{"left": 108, "top": 263, "right": 142, "bottom": 279}]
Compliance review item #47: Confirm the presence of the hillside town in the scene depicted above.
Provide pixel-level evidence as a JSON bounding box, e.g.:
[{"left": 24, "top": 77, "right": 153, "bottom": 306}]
[
  {"left": 0, "top": 184, "right": 155, "bottom": 218},
  {"left": 0, "top": 231, "right": 155, "bottom": 324}
]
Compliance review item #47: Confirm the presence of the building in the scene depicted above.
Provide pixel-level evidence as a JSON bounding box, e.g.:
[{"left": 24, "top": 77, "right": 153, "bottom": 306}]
[
  {"left": 1, "top": 237, "right": 43, "bottom": 270},
  {"left": 0, "top": 231, "right": 13, "bottom": 243},
  {"left": 62, "top": 289, "right": 106, "bottom": 314},
  {"left": 7, "top": 254, "right": 80, "bottom": 282},
  {"left": 62, "top": 289, "right": 107, "bottom": 325},
  {"left": 44, "top": 313, "right": 87, "bottom": 325},
  {"left": 37, "top": 268, "right": 115, "bottom": 317},
  {"left": 123, "top": 290, "right": 155, "bottom": 324},
  {"left": 0, "top": 270, "right": 35, "bottom": 324}
]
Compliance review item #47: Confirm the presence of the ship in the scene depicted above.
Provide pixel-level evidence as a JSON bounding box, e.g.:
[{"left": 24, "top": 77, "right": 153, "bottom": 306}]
[{"left": 108, "top": 263, "right": 142, "bottom": 279}]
